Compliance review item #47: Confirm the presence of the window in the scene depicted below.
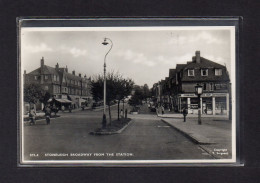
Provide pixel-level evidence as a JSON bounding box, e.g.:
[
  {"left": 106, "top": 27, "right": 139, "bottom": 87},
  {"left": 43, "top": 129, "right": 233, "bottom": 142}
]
[
  {"left": 209, "top": 83, "right": 214, "bottom": 91},
  {"left": 44, "top": 85, "right": 48, "bottom": 90},
  {"left": 45, "top": 75, "right": 48, "bottom": 80},
  {"left": 203, "top": 83, "right": 207, "bottom": 90},
  {"left": 201, "top": 69, "right": 208, "bottom": 76},
  {"left": 215, "top": 69, "right": 222, "bottom": 76},
  {"left": 34, "top": 76, "right": 37, "bottom": 80},
  {"left": 62, "top": 77, "right": 65, "bottom": 83},
  {"left": 188, "top": 69, "right": 194, "bottom": 76},
  {"left": 57, "top": 76, "right": 59, "bottom": 81},
  {"left": 214, "top": 83, "right": 227, "bottom": 90}
]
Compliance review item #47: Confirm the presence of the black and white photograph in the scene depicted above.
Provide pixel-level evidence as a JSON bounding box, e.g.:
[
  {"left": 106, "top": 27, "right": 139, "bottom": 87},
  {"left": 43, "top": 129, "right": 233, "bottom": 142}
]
[{"left": 19, "top": 22, "right": 237, "bottom": 165}]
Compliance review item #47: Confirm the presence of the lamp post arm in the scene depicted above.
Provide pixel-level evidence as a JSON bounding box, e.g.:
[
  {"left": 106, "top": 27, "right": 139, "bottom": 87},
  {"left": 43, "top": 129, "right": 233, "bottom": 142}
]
[{"left": 104, "top": 38, "right": 113, "bottom": 65}]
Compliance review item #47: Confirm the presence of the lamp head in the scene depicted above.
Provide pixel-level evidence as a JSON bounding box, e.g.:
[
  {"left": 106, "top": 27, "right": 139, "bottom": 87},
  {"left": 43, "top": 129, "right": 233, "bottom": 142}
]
[{"left": 102, "top": 38, "right": 109, "bottom": 45}]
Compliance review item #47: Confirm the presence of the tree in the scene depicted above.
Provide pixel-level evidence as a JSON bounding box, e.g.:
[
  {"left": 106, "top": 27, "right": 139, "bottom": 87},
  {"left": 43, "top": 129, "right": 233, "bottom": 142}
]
[
  {"left": 90, "top": 72, "right": 134, "bottom": 125},
  {"left": 128, "top": 86, "right": 144, "bottom": 112},
  {"left": 39, "top": 91, "right": 51, "bottom": 107},
  {"left": 142, "top": 84, "right": 151, "bottom": 101},
  {"left": 24, "top": 83, "right": 45, "bottom": 107}
]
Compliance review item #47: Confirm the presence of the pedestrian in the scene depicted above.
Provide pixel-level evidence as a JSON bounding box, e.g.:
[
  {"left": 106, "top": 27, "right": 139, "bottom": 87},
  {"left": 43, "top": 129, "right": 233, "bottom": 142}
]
[
  {"left": 120, "top": 109, "right": 124, "bottom": 119},
  {"left": 125, "top": 109, "right": 128, "bottom": 119},
  {"left": 61, "top": 105, "right": 65, "bottom": 112},
  {"left": 68, "top": 105, "right": 72, "bottom": 113},
  {"left": 29, "top": 106, "right": 36, "bottom": 125},
  {"left": 162, "top": 105, "right": 165, "bottom": 115},
  {"left": 45, "top": 104, "right": 51, "bottom": 125},
  {"left": 182, "top": 107, "right": 188, "bottom": 122}
]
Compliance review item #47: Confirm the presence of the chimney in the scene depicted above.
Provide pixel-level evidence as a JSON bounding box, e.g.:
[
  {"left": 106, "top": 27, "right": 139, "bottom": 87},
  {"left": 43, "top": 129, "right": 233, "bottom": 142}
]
[
  {"left": 79, "top": 73, "right": 81, "bottom": 77},
  {"left": 195, "top": 51, "right": 200, "bottom": 63},
  {"left": 41, "top": 57, "right": 44, "bottom": 67},
  {"left": 72, "top": 70, "right": 75, "bottom": 75},
  {"left": 24, "top": 70, "right": 26, "bottom": 75},
  {"left": 55, "top": 63, "right": 59, "bottom": 69},
  {"left": 65, "top": 65, "right": 68, "bottom": 72}
]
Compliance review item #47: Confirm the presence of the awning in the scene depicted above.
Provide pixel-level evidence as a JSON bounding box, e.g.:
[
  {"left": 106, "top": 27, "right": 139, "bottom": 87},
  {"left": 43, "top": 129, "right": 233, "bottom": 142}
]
[
  {"left": 55, "top": 98, "right": 72, "bottom": 103},
  {"left": 79, "top": 98, "right": 86, "bottom": 103}
]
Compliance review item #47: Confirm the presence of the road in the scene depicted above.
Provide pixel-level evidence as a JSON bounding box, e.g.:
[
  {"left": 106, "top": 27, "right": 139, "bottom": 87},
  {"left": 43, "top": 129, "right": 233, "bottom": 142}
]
[{"left": 22, "top": 104, "right": 214, "bottom": 161}]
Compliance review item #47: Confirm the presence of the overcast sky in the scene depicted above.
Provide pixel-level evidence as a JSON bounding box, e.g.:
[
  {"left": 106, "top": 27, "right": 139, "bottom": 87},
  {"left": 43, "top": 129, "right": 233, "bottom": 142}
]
[{"left": 21, "top": 27, "right": 234, "bottom": 88}]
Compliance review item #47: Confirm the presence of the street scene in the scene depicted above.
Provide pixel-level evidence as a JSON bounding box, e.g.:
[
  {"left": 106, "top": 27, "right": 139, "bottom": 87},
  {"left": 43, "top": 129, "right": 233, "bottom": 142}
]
[{"left": 20, "top": 26, "right": 235, "bottom": 164}]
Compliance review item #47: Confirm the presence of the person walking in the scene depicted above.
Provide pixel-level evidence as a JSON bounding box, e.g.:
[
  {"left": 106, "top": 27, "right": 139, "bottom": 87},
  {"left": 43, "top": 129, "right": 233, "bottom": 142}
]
[
  {"left": 161, "top": 105, "right": 165, "bottom": 115},
  {"left": 29, "top": 106, "right": 36, "bottom": 125},
  {"left": 182, "top": 107, "right": 188, "bottom": 122},
  {"left": 45, "top": 104, "right": 51, "bottom": 125},
  {"left": 120, "top": 109, "right": 124, "bottom": 119}
]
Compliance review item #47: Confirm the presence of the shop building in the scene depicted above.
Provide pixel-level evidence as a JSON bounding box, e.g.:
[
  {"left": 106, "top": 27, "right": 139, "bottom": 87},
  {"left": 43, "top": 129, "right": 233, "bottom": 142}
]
[
  {"left": 24, "top": 57, "right": 93, "bottom": 111},
  {"left": 154, "top": 51, "right": 231, "bottom": 116}
]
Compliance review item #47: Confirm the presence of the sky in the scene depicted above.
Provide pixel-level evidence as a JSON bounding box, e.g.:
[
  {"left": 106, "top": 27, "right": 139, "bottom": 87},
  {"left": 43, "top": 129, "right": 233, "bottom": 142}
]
[{"left": 21, "top": 27, "right": 234, "bottom": 88}]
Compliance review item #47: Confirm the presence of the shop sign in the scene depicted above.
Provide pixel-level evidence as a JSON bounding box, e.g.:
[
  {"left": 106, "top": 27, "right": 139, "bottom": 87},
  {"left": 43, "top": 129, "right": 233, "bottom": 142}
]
[
  {"left": 190, "top": 104, "right": 198, "bottom": 109},
  {"left": 179, "top": 93, "right": 227, "bottom": 98},
  {"left": 202, "top": 93, "right": 212, "bottom": 97},
  {"left": 212, "top": 93, "right": 227, "bottom": 97},
  {"left": 180, "top": 94, "right": 196, "bottom": 97}
]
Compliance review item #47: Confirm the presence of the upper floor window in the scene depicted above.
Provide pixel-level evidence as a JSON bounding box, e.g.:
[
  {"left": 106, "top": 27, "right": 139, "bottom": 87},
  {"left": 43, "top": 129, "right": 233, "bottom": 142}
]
[
  {"left": 34, "top": 76, "right": 37, "bottom": 80},
  {"left": 188, "top": 69, "right": 194, "bottom": 76},
  {"left": 57, "top": 76, "right": 59, "bottom": 81},
  {"left": 215, "top": 69, "right": 222, "bottom": 76},
  {"left": 203, "top": 83, "right": 207, "bottom": 90},
  {"left": 201, "top": 69, "right": 208, "bottom": 76},
  {"left": 209, "top": 83, "right": 214, "bottom": 91},
  {"left": 45, "top": 75, "right": 48, "bottom": 80}
]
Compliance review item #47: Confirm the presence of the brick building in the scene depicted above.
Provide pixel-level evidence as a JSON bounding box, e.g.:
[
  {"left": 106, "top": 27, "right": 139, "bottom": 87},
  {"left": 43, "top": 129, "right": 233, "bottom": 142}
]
[
  {"left": 154, "top": 51, "right": 231, "bottom": 116},
  {"left": 24, "top": 57, "right": 92, "bottom": 111}
]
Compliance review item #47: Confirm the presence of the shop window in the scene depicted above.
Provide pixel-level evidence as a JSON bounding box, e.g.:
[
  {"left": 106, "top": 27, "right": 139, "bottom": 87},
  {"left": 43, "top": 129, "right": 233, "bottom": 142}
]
[
  {"left": 188, "top": 69, "right": 194, "bottom": 76},
  {"left": 201, "top": 69, "right": 208, "bottom": 76},
  {"left": 215, "top": 69, "right": 222, "bottom": 76}
]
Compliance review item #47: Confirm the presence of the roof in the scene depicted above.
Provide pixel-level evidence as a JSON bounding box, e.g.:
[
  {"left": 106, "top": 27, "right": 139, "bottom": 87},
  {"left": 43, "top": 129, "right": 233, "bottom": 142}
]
[
  {"left": 28, "top": 65, "right": 59, "bottom": 75},
  {"left": 176, "top": 64, "right": 186, "bottom": 72},
  {"left": 181, "top": 57, "right": 230, "bottom": 82},
  {"left": 184, "top": 57, "right": 226, "bottom": 70},
  {"left": 169, "top": 69, "right": 176, "bottom": 78},
  {"left": 58, "top": 68, "right": 83, "bottom": 81}
]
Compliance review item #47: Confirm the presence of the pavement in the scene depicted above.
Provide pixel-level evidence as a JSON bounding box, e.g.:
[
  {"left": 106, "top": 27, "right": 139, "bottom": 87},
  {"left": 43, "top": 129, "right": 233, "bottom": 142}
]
[
  {"left": 157, "top": 110, "right": 229, "bottom": 119},
  {"left": 161, "top": 117, "right": 232, "bottom": 159}
]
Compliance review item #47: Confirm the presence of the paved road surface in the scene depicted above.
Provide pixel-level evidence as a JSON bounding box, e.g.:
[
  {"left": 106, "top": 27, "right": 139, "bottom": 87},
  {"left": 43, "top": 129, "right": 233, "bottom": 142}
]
[{"left": 22, "top": 104, "right": 214, "bottom": 161}]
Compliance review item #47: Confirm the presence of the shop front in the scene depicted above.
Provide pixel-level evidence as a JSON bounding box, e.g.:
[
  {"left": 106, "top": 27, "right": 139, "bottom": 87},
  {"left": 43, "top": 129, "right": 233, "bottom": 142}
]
[{"left": 177, "top": 93, "right": 229, "bottom": 116}]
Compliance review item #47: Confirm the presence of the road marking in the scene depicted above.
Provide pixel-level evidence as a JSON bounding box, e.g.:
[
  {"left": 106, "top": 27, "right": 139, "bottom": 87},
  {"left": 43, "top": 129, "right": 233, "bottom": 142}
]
[{"left": 157, "top": 125, "right": 170, "bottom": 128}]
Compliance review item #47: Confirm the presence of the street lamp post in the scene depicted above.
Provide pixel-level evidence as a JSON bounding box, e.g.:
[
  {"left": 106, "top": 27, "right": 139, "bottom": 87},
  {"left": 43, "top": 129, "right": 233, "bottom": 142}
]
[
  {"left": 102, "top": 38, "right": 113, "bottom": 127},
  {"left": 195, "top": 84, "right": 203, "bottom": 125}
]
